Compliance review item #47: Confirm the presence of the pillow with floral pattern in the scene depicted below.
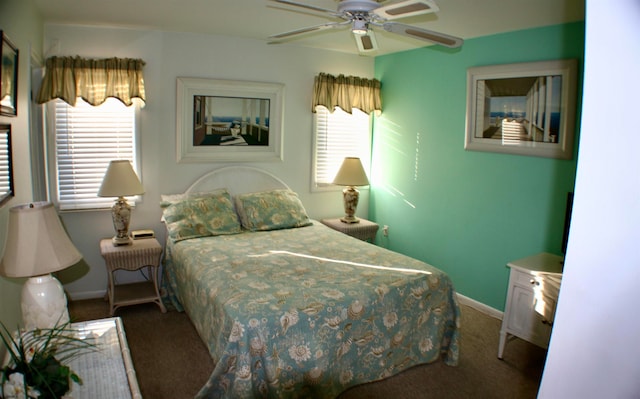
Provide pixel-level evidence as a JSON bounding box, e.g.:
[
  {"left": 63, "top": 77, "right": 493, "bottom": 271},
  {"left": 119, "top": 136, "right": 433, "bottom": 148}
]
[
  {"left": 235, "top": 189, "right": 312, "bottom": 231},
  {"left": 161, "top": 190, "right": 241, "bottom": 241}
]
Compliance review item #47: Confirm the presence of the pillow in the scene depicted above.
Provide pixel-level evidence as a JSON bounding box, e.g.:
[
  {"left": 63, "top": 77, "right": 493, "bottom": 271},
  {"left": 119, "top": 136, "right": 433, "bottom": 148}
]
[
  {"left": 160, "top": 188, "right": 229, "bottom": 208},
  {"left": 234, "top": 189, "right": 312, "bottom": 231},
  {"left": 161, "top": 190, "right": 241, "bottom": 242}
]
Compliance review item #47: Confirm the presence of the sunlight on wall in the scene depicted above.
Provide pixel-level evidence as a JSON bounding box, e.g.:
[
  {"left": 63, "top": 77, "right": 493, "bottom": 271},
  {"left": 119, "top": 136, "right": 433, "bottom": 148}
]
[
  {"left": 371, "top": 22, "right": 584, "bottom": 310},
  {"left": 414, "top": 131, "right": 421, "bottom": 182},
  {"left": 370, "top": 116, "right": 419, "bottom": 210}
]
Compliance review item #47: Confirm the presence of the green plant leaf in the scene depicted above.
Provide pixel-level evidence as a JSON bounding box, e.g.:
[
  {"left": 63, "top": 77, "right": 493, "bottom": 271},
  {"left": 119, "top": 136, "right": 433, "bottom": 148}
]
[{"left": 1, "top": 319, "right": 98, "bottom": 398}]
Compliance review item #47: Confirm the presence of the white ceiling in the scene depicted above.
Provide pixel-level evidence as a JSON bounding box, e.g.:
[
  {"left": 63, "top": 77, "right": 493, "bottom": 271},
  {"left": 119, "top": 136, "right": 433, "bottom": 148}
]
[{"left": 32, "top": 0, "right": 585, "bottom": 56}]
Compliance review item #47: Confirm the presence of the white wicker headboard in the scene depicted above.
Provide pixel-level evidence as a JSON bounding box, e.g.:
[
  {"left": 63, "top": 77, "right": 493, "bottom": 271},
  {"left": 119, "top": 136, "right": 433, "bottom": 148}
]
[{"left": 185, "top": 166, "right": 290, "bottom": 197}]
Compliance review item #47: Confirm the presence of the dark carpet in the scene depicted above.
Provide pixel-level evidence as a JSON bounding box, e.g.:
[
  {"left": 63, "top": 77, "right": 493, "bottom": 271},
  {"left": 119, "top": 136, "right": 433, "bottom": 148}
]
[{"left": 69, "top": 299, "right": 546, "bottom": 398}]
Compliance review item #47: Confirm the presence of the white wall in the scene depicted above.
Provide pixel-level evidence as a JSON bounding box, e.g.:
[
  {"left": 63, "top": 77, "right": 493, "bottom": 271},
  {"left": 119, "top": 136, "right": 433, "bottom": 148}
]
[
  {"left": 0, "top": 0, "right": 43, "bottom": 339},
  {"left": 538, "top": 0, "right": 640, "bottom": 397},
  {"left": 42, "top": 25, "right": 374, "bottom": 299}
]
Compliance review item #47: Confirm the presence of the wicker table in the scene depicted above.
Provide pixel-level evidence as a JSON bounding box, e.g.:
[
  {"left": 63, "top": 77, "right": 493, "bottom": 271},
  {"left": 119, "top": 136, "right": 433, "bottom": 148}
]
[
  {"left": 320, "top": 218, "right": 379, "bottom": 242},
  {"left": 100, "top": 237, "right": 166, "bottom": 315},
  {"left": 68, "top": 317, "right": 141, "bottom": 399}
]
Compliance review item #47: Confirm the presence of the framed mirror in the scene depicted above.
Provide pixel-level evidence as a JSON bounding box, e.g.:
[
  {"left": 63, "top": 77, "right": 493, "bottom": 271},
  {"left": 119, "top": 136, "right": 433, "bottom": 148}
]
[
  {"left": 176, "top": 77, "right": 284, "bottom": 163},
  {"left": 0, "top": 124, "right": 14, "bottom": 206},
  {"left": 1, "top": 31, "right": 19, "bottom": 117}
]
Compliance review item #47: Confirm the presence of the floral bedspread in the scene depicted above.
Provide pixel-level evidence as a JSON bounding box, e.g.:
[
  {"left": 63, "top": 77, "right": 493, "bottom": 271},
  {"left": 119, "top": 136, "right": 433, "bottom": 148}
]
[{"left": 163, "top": 221, "right": 460, "bottom": 399}]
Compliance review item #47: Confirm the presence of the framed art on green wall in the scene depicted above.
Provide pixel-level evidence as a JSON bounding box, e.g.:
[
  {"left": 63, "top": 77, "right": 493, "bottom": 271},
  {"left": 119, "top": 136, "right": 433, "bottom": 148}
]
[{"left": 465, "top": 59, "right": 578, "bottom": 159}]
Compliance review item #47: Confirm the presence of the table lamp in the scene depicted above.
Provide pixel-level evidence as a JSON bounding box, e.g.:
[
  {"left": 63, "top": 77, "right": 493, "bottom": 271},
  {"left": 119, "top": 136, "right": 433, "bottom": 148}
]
[
  {"left": 0, "top": 202, "right": 82, "bottom": 330},
  {"left": 98, "top": 160, "right": 145, "bottom": 246},
  {"left": 333, "top": 157, "right": 370, "bottom": 223}
]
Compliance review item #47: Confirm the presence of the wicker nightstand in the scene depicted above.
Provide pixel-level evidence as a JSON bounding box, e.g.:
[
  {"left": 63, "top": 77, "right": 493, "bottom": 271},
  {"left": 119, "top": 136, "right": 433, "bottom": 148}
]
[
  {"left": 320, "top": 218, "right": 379, "bottom": 242},
  {"left": 100, "top": 237, "right": 167, "bottom": 315}
]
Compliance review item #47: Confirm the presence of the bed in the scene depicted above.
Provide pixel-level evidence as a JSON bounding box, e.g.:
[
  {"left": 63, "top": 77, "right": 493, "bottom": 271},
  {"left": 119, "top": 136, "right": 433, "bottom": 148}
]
[{"left": 161, "top": 166, "right": 460, "bottom": 399}]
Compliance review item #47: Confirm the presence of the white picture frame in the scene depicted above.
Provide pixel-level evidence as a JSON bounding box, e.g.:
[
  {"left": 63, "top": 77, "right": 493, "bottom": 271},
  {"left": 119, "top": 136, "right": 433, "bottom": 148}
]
[
  {"left": 465, "top": 60, "right": 578, "bottom": 159},
  {"left": 176, "top": 77, "right": 284, "bottom": 163}
]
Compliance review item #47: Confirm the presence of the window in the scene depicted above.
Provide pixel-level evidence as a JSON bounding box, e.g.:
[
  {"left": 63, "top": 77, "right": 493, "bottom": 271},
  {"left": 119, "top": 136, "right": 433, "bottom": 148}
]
[
  {"left": 312, "top": 106, "right": 371, "bottom": 189},
  {"left": 0, "top": 124, "right": 14, "bottom": 206},
  {"left": 47, "top": 98, "right": 140, "bottom": 211}
]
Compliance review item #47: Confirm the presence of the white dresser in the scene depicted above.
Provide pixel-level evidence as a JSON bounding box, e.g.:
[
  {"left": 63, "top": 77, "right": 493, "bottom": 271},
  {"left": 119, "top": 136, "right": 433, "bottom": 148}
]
[{"left": 498, "top": 252, "right": 563, "bottom": 359}]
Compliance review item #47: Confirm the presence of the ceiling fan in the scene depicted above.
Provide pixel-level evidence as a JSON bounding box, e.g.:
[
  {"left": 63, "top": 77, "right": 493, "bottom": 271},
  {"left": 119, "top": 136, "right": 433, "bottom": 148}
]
[{"left": 268, "top": 0, "right": 463, "bottom": 54}]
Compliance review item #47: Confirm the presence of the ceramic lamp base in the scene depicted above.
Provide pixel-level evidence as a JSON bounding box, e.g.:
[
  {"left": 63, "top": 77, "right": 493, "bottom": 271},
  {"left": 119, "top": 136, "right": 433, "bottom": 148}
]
[
  {"left": 21, "top": 274, "right": 70, "bottom": 330},
  {"left": 111, "top": 196, "right": 133, "bottom": 246},
  {"left": 340, "top": 186, "right": 360, "bottom": 224},
  {"left": 112, "top": 235, "right": 133, "bottom": 246}
]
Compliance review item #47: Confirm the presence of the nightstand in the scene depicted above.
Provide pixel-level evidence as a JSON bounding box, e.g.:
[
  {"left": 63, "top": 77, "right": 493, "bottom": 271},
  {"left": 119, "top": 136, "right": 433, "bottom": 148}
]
[
  {"left": 100, "top": 237, "right": 167, "bottom": 316},
  {"left": 498, "top": 252, "right": 563, "bottom": 359},
  {"left": 320, "top": 218, "right": 379, "bottom": 242}
]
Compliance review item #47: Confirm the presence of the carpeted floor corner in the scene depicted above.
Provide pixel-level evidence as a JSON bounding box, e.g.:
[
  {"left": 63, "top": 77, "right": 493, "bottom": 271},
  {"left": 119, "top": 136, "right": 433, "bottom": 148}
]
[{"left": 69, "top": 299, "right": 546, "bottom": 399}]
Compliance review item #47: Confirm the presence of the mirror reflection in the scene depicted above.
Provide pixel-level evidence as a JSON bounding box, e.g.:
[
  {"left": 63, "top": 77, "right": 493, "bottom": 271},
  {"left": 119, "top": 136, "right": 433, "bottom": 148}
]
[{"left": 193, "top": 95, "right": 270, "bottom": 147}]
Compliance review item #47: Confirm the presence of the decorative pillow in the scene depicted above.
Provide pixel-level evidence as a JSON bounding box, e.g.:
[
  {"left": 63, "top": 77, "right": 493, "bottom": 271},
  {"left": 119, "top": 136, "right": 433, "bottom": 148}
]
[
  {"left": 234, "top": 189, "right": 312, "bottom": 231},
  {"left": 160, "top": 188, "right": 229, "bottom": 208},
  {"left": 161, "top": 190, "right": 241, "bottom": 242}
]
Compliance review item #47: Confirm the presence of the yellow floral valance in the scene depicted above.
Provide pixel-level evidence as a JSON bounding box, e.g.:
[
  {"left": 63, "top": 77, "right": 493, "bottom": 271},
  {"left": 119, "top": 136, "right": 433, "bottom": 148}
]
[
  {"left": 36, "top": 56, "right": 146, "bottom": 107},
  {"left": 312, "top": 73, "right": 381, "bottom": 115}
]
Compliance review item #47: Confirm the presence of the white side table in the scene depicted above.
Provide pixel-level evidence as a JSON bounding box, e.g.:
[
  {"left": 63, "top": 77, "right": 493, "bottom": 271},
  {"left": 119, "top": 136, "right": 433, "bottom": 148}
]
[
  {"left": 320, "top": 218, "right": 379, "bottom": 242},
  {"left": 498, "top": 252, "right": 563, "bottom": 359},
  {"left": 100, "top": 237, "right": 167, "bottom": 316}
]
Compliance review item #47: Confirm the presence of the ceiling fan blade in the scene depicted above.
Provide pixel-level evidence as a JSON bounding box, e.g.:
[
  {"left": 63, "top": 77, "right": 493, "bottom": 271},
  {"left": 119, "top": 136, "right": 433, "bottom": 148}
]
[
  {"left": 373, "top": 0, "right": 439, "bottom": 20},
  {"left": 353, "top": 30, "right": 378, "bottom": 53},
  {"left": 269, "top": 22, "right": 346, "bottom": 41},
  {"left": 269, "top": 0, "right": 339, "bottom": 17},
  {"left": 382, "top": 22, "right": 463, "bottom": 48}
]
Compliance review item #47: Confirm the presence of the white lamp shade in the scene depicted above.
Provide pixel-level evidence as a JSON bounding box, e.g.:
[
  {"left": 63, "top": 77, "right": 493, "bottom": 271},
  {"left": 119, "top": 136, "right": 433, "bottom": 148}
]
[
  {"left": 0, "top": 202, "right": 82, "bottom": 278},
  {"left": 98, "top": 159, "right": 144, "bottom": 197},
  {"left": 333, "top": 157, "right": 370, "bottom": 187}
]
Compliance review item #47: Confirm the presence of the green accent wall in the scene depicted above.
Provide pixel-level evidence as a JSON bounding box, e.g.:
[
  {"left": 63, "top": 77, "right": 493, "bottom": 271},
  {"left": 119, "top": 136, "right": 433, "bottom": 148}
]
[{"left": 370, "top": 22, "right": 584, "bottom": 311}]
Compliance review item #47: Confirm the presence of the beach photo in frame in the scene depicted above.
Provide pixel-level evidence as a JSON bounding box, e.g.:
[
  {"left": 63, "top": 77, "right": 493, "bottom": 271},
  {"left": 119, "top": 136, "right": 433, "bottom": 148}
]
[
  {"left": 465, "top": 59, "right": 578, "bottom": 159},
  {"left": 176, "top": 77, "right": 284, "bottom": 163},
  {"left": 1, "top": 31, "right": 19, "bottom": 117}
]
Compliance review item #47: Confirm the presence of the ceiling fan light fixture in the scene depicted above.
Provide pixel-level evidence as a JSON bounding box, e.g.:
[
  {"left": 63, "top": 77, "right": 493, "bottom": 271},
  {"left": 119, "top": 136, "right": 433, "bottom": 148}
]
[
  {"left": 354, "top": 30, "right": 378, "bottom": 52},
  {"left": 352, "top": 19, "right": 368, "bottom": 35}
]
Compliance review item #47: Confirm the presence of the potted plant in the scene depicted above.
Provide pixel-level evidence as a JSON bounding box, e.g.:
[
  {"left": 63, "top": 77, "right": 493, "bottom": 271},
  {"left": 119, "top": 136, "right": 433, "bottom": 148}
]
[{"left": 1, "top": 321, "right": 96, "bottom": 399}]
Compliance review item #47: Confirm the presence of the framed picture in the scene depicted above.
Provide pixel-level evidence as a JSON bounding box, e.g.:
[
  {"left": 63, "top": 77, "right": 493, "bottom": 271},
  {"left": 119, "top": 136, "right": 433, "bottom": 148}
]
[
  {"left": 0, "top": 124, "right": 14, "bottom": 207},
  {"left": 465, "top": 59, "right": 578, "bottom": 159},
  {"left": 176, "top": 77, "right": 284, "bottom": 163},
  {"left": 1, "top": 31, "right": 19, "bottom": 117}
]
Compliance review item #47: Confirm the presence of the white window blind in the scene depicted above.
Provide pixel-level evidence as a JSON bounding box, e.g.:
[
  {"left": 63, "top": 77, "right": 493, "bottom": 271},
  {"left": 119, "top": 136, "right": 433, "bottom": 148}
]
[
  {"left": 313, "top": 105, "right": 371, "bottom": 188},
  {"left": 49, "top": 98, "right": 139, "bottom": 210},
  {"left": 0, "top": 130, "right": 12, "bottom": 196}
]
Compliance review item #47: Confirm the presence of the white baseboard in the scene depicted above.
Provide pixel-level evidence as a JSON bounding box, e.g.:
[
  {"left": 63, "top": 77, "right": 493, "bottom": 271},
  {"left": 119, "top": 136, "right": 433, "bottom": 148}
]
[{"left": 456, "top": 293, "right": 504, "bottom": 320}]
